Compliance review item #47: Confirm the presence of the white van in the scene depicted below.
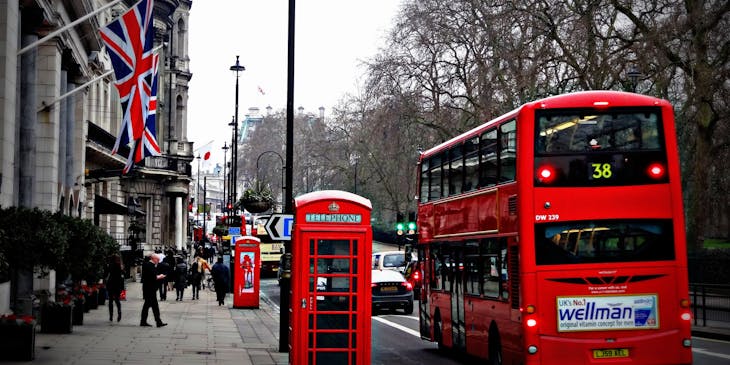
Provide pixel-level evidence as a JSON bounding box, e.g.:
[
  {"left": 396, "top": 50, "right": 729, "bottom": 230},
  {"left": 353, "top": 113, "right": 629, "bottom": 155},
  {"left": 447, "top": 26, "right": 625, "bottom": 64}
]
[{"left": 372, "top": 250, "right": 414, "bottom": 274}]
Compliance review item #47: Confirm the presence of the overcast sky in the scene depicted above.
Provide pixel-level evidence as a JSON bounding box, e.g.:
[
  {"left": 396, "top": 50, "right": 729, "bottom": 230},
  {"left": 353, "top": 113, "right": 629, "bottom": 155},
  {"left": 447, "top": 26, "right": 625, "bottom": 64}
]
[{"left": 186, "top": 1, "right": 402, "bottom": 166}]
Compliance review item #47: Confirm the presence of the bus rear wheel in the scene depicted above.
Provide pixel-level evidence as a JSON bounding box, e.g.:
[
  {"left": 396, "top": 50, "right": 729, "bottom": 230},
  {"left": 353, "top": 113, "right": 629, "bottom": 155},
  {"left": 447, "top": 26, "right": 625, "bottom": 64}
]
[
  {"left": 488, "top": 333, "right": 502, "bottom": 365},
  {"left": 434, "top": 315, "right": 446, "bottom": 351}
]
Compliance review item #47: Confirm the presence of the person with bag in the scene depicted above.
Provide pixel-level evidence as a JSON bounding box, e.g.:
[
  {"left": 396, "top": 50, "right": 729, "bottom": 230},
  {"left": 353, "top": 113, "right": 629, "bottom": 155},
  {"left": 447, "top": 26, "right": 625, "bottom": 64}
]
[
  {"left": 104, "top": 254, "right": 125, "bottom": 322},
  {"left": 173, "top": 256, "right": 188, "bottom": 301}
]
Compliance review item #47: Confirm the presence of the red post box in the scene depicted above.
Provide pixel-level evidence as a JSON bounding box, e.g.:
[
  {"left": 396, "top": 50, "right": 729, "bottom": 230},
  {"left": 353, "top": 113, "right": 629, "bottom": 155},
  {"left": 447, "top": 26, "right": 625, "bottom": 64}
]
[
  {"left": 290, "top": 190, "right": 372, "bottom": 365},
  {"left": 233, "top": 235, "right": 260, "bottom": 309}
]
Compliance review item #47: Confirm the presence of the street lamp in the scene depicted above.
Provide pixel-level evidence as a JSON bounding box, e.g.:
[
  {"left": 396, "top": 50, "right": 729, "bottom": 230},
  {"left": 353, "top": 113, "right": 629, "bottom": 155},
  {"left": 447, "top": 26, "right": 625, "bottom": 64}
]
[
  {"left": 230, "top": 56, "right": 246, "bottom": 216},
  {"left": 196, "top": 154, "right": 201, "bottom": 223},
  {"left": 256, "top": 151, "right": 285, "bottom": 211},
  {"left": 221, "top": 142, "right": 229, "bottom": 217},
  {"left": 627, "top": 65, "right": 642, "bottom": 93}
]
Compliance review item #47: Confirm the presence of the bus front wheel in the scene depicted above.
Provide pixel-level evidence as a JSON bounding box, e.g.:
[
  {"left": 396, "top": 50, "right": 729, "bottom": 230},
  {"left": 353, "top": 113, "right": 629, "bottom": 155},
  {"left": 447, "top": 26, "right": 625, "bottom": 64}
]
[{"left": 488, "top": 330, "right": 502, "bottom": 365}]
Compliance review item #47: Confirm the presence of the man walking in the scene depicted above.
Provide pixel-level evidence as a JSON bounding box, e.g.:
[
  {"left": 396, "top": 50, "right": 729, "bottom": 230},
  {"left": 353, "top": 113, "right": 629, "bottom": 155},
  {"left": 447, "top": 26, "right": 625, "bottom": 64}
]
[
  {"left": 140, "top": 253, "right": 167, "bottom": 327},
  {"left": 211, "top": 257, "right": 230, "bottom": 306}
]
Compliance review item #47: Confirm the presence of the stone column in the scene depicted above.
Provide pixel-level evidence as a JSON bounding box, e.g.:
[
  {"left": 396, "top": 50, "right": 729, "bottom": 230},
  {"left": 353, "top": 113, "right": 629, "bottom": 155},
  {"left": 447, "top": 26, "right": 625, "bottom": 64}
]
[{"left": 175, "top": 196, "right": 183, "bottom": 250}]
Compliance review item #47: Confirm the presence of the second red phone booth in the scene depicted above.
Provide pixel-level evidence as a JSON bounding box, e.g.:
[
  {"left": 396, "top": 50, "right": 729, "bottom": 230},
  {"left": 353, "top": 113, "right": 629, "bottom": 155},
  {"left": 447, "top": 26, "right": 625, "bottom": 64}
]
[
  {"left": 290, "top": 190, "right": 372, "bottom": 365},
  {"left": 233, "top": 235, "right": 260, "bottom": 309}
]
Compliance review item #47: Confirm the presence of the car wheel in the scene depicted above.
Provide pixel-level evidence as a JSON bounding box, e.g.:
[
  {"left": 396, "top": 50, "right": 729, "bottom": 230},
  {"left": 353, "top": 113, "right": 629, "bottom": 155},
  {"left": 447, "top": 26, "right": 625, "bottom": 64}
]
[{"left": 404, "top": 301, "right": 414, "bottom": 315}]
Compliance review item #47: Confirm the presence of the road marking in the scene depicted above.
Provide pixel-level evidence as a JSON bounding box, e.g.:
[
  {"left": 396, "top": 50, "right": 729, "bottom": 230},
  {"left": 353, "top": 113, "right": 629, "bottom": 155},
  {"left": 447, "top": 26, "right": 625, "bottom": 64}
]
[
  {"left": 259, "top": 291, "right": 280, "bottom": 313},
  {"left": 693, "top": 347, "right": 730, "bottom": 360},
  {"left": 372, "top": 316, "right": 421, "bottom": 338}
]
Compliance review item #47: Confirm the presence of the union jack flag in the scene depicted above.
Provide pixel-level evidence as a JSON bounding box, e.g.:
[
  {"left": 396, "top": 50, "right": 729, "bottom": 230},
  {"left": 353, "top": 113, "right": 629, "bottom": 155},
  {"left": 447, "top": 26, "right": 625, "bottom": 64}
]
[{"left": 99, "top": 0, "right": 160, "bottom": 174}]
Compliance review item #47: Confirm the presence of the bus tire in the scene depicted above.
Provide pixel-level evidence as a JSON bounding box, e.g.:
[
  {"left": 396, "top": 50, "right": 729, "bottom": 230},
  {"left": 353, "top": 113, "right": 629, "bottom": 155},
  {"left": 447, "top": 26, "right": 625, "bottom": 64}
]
[
  {"left": 488, "top": 327, "right": 502, "bottom": 365},
  {"left": 434, "top": 312, "right": 446, "bottom": 351}
]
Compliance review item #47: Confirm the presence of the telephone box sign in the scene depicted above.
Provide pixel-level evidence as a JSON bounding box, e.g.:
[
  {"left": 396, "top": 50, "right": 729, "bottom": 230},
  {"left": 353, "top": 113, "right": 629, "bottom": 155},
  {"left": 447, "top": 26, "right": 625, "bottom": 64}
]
[
  {"left": 557, "top": 294, "right": 659, "bottom": 332},
  {"left": 305, "top": 213, "right": 362, "bottom": 223}
]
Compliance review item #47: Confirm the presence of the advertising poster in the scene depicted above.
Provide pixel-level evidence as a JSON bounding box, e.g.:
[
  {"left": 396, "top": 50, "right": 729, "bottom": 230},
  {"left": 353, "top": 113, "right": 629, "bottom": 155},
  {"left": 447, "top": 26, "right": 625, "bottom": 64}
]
[
  {"left": 557, "top": 294, "right": 659, "bottom": 332},
  {"left": 240, "top": 252, "right": 256, "bottom": 293}
]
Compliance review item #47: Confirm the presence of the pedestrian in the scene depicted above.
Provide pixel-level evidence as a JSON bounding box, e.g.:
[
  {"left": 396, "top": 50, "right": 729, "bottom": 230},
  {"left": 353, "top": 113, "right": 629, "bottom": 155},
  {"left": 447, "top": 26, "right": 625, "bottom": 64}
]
[
  {"left": 163, "top": 250, "right": 175, "bottom": 293},
  {"left": 173, "top": 256, "right": 188, "bottom": 301},
  {"left": 157, "top": 256, "right": 171, "bottom": 301},
  {"left": 211, "top": 257, "right": 230, "bottom": 306},
  {"left": 140, "top": 253, "right": 167, "bottom": 327},
  {"left": 104, "top": 254, "right": 125, "bottom": 322},
  {"left": 189, "top": 256, "right": 202, "bottom": 300}
]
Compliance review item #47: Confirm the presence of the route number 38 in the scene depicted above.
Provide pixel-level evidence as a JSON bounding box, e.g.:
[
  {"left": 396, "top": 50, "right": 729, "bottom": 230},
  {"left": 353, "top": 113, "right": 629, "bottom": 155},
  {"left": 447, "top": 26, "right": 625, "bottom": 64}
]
[{"left": 591, "top": 163, "right": 612, "bottom": 179}]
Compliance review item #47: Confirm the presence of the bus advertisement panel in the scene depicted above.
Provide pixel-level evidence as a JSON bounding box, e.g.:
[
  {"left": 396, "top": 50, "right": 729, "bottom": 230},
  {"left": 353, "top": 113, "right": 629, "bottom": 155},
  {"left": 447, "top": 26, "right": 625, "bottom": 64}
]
[{"left": 415, "top": 91, "right": 691, "bottom": 365}]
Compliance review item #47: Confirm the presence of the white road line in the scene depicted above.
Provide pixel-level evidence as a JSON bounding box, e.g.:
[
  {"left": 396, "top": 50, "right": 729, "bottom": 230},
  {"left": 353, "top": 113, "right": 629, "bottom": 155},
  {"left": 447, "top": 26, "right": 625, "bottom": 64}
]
[
  {"left": 692, "top": 347, "right": 730, "bottom": 360},
  {"left": 372, "top": 316, "right": 421, "bottom": 338}
]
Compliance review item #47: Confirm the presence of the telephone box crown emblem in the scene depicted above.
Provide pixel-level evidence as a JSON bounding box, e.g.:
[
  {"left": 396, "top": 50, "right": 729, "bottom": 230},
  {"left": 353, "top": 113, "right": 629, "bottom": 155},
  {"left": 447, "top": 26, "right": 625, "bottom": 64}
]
[{"left": 328, "top": 202, "right": 340, "bottom": 212}]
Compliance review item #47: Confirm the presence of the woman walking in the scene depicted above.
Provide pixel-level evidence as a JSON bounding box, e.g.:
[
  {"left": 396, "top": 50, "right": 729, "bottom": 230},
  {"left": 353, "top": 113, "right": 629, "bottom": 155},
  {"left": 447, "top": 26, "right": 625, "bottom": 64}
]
[
  {"left": 173, "top": 256, "right": 188, "bottom": 301},
  {"left": 104, "top": 254, "right": 125, "bottom": 322}
]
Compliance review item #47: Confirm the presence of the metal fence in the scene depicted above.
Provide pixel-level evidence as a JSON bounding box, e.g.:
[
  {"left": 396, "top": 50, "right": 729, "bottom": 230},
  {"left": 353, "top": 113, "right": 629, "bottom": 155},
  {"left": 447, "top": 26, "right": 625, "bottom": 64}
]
[{"left": 690, "top": 283, "right": 730, "bottom": 327}]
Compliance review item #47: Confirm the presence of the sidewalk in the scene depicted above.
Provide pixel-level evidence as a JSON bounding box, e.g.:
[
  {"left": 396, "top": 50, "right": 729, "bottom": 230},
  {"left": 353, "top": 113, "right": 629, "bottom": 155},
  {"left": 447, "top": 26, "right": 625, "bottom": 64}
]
[{"left": 11, "top": 281, "right": 288, "bottom": 365}]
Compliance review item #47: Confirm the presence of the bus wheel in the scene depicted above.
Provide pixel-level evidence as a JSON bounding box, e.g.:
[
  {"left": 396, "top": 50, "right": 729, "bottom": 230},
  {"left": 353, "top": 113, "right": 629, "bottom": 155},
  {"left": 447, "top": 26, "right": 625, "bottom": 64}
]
[
  {"left": 434, "top": 315, "right": 446, "bottom": 351},
  {"left": 488, "top": 333, "right": 502, "bottom": 365}
]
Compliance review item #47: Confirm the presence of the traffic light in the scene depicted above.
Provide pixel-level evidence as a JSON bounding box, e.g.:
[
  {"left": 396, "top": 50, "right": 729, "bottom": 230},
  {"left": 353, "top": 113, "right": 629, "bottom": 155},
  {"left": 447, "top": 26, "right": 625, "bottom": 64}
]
[
  {"left": 407, "top": 221, "right": 417, "bottom": 235},
  {"left": 395, "top": 222, "right": 405, "bottom": 236},
  {"left": 227, "top": 201, "right": 232, "bottom": 210}
]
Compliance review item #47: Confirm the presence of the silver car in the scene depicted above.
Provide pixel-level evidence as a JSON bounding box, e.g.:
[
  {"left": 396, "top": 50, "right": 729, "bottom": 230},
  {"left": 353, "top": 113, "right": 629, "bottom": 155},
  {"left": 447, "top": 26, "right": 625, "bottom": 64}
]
[{"left": 371, "top": 269, "right": 414, "bottom": 314}]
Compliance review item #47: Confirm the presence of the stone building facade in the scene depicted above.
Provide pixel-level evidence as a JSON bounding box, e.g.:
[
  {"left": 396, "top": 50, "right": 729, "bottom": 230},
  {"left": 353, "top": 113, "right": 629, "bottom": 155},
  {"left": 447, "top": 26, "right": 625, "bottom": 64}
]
[{"left": 0, "top": 0, "right": 194, "bottom": 313}]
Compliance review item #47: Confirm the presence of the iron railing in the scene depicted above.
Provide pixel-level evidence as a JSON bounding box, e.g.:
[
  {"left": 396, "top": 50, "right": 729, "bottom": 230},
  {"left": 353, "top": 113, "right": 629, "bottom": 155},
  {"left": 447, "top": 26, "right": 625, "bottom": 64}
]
[{"left": 690, "top": 283, "right": 730, "bottom": 327}]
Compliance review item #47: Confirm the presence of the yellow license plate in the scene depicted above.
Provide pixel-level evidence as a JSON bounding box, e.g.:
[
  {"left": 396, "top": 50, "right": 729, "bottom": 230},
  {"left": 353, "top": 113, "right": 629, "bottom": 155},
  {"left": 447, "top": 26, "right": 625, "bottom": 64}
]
[
  {"left": 593, "top": 348, "right": 629, "bottom": 359},
  {"left": 380, "top": 286, "right": 398, "bottom": 292}
]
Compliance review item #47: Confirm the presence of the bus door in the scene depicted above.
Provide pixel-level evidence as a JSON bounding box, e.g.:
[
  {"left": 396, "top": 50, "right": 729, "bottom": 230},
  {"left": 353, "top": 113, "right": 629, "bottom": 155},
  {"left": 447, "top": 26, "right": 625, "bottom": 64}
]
[{"left": 450, "top": 248, "right": 466, "bottom": 351}]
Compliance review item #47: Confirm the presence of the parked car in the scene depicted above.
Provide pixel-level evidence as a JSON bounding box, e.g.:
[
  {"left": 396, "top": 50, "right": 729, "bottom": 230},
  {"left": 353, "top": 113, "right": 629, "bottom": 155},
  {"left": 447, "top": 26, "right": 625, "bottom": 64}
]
[{"left": 371, "top": 269, "right": 414, "bottom": 315}]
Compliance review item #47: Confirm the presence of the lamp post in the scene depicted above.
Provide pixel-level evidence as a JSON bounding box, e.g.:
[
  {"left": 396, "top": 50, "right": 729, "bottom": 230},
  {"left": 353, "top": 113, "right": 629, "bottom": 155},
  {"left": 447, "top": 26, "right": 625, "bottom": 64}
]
[
  {"left": 230, "top": 56, "right": 245, "bottom": 216},
  {"left": 256, "top": 151, "right": 285, "bottom": 211},
  {"left": 196, "top": 154, "right": 201, "bottom": 223},
  {"left": 627, "top": 65, "right": 642, "bottom": 93},
  {"left": 222, "top": 142, "right": 229, "bottom": 217}
]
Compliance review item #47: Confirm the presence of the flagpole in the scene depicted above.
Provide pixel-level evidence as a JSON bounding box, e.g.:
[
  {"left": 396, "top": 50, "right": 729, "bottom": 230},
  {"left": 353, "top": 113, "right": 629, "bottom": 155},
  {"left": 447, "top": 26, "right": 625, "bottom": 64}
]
[
  {"left": 18, "top": 0, "right": 125, "bottom": 56},
  {"left": 38, "top": 70, "right": 113, "bottom": 112}
]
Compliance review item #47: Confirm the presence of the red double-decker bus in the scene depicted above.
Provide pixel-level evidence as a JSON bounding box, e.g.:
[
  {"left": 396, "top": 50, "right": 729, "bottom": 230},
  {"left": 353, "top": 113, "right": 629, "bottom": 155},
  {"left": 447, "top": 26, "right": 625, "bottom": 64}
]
[{"left": 415, "top": 91, "right": 692, "bottom": 364}]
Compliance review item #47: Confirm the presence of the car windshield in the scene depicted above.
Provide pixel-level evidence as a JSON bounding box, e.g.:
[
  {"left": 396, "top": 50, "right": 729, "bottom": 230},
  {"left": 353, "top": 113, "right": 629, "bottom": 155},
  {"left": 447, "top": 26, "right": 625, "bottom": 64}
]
[{"left": 383, "top": 254, "right": 405, "bottom": 268}]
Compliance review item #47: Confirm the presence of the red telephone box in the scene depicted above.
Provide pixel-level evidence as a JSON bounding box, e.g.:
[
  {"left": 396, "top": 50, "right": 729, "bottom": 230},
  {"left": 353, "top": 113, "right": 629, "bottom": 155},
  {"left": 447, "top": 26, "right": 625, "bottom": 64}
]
[
  {"left": 290, "top": 190, "right": 372, "bottom": 365},
  {"left": 233, "top": 235, "right": 260, "bottom": 308}
]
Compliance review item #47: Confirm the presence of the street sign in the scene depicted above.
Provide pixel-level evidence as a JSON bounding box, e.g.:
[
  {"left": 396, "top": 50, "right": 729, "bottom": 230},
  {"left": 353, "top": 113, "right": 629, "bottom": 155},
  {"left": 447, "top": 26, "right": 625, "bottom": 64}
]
[
  {"left": 265, "top": 214, "right": 294, "bottom": 241},
  {"left": 229, "top": 227, "right": 241, "bottom": 235}
]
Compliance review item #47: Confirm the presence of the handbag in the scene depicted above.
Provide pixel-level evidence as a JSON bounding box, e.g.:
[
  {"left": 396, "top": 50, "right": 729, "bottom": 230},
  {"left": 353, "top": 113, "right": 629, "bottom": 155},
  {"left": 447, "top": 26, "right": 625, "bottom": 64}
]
[{"left": 120, "top": 289, "right": 127, "bottom": 301}]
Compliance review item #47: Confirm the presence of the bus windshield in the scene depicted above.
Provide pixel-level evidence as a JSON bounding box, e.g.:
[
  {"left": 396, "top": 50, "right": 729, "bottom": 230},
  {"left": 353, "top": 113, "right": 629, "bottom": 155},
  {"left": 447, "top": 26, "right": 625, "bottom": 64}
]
[
  {"left": 535, "top": 219, "right": 675, "bottom": 265},
  {"left": 534, "top": 108, "right": 669, "bottom": 187},
  {"left": 536, "top": 109, "right": 663, "bottom": 154}
]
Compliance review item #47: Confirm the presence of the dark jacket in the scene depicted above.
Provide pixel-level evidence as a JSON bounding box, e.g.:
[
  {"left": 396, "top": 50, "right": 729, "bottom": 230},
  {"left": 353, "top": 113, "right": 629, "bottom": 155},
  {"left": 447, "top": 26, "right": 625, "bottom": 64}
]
[
  {"left": 141, "top": 259, "right": 160, "bottom": 300},
  {"left": 211, "top": 262, "right": 230, "bottom": 288},
  {"left": 174, "top": 262, "right": 188, "bottom": 289},
  {"left": 105, "top": 264, "right": 125, "bottom": 296}
]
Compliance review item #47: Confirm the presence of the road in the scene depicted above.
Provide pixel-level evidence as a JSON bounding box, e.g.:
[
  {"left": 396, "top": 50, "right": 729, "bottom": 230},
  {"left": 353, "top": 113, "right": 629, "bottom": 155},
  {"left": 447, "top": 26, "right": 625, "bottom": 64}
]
[{"left": 259, "top": 277, "right": 730, "bottom": 364}]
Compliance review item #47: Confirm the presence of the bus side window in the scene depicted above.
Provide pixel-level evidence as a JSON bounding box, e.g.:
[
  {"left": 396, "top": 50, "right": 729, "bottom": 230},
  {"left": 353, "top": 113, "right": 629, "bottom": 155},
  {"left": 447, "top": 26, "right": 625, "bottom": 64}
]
[
  {"left": 482, "top": 256, "right": 500, "bottom": 298},
  {"left": 500, "top": 247, "right": 510, "bottom": 300}
]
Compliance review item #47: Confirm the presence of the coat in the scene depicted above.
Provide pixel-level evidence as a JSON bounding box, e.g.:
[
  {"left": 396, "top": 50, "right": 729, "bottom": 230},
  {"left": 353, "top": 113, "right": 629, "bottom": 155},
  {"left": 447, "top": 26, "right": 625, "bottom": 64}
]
[
  {"left": 141, "top": 259, "right": 160, "bottom": 300},
  {"left": 105, "top": 264, "right": 125, "bottom": 296},
  {"left": 173, "top": 262, "right": 188, "bottom": 290},
  {"left": 211, "top": 262, "right": 230, "bottom": 289}
]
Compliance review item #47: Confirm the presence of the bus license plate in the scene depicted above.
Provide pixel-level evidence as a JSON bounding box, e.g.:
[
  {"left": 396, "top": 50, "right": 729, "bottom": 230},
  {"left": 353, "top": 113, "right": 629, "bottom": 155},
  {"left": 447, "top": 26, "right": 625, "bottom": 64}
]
[{"left": 593, "top": 348, "right": 629, "bottom": 359}]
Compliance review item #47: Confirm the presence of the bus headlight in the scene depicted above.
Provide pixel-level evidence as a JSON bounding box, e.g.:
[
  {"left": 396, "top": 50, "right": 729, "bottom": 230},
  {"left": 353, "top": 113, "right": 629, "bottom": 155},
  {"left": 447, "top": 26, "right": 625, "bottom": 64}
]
[
  {"left": 682, "top": 339, "right": 691, "bottom": 347},
  {"left": 528, "top": 345, "right": 538, "bottom": 354}
]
